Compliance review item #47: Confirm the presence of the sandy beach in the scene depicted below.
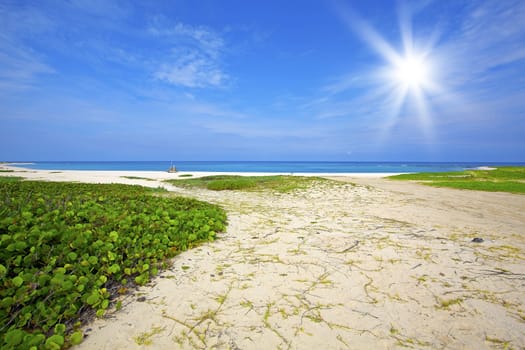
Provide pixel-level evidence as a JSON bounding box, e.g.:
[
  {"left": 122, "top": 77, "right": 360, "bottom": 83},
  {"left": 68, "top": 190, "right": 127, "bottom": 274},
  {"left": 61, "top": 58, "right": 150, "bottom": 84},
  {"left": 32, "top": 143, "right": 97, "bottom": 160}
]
[{"left": 2, "top": 165, "right": 525, "bottom": 349}]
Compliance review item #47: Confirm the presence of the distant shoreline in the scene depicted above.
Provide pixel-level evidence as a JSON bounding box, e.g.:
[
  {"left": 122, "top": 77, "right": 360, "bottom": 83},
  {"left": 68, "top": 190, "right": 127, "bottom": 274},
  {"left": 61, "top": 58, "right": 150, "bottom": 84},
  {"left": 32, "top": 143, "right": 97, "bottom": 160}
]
[
  {"left": 1, "top": 163, "right": 403, "bottom": 180},
  {"left": 4, "top": 160, "right": 523, "bottom": 174}
]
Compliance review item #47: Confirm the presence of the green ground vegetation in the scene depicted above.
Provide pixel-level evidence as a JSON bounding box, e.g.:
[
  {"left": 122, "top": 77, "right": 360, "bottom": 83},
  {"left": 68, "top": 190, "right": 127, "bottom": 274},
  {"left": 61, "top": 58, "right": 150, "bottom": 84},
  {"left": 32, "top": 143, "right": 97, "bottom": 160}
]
[
  {"left": 166, "top": 175, "right": 328, "bottom": 192},
  {"left": 389, "top": 167, "right": 525, "bottom": 193},
  {"left": 0, "top": 177, "right": 22, "bottom": 183},
  {"left": 0, "top": 181, "right": 226, "bottom": 349},
  {"left": 120, "top": 176, "right": 154, "bottom": 181}
]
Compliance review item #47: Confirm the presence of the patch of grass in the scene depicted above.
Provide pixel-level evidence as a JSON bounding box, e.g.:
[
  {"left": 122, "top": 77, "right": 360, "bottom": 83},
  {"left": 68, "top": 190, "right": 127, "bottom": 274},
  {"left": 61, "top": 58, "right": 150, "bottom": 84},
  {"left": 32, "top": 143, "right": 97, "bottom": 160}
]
[
  {"left": 121, "top": 176, "right": 155, "bottom": 181},
  {"left": 0, "top": 170, "right": 14, "bottom": 172},
  {"left": 389, "top": 167, "right": 525, "bottom": 193},
  {"left": 0, "top": 176, "right": 22, "bottom": 183},
  {"left": 166, "top": 175, "right": 328, "bottom": 192},
  {"left": 178, "top": 174, "right": 193, "bottom": 177}
]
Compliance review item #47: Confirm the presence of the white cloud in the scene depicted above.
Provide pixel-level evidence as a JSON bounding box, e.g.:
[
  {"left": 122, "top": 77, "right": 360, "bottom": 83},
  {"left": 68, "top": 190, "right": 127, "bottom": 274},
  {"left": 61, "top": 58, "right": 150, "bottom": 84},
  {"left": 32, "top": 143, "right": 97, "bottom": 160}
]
[
  {"left": 149, "top": 21, "right": 222, "bottom": 44},
  {"left": 155, "top": 50, "right": 228, "bottom": 88},
  {"left": 168, "top": 22, "right": 224, "bottom": 58},
  {"left": 149, "top": 20, "right": 228, "bottom": 88}
]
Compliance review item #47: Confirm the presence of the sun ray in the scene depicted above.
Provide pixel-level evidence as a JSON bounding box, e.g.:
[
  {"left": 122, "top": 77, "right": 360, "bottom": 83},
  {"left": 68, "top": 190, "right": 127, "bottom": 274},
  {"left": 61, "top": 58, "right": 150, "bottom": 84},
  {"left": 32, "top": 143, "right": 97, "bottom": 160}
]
[
  {"left": 337, "top": 4, "right": 402, "bottom": 65},
  {"left": 412, "top": 87, "right": 434, "bottom": 139},
  {"left": 398, "top": 1, "right": 414, "bottom": 55},
  {"left": 377, "top": 83, "right": 410, "bottom": 144}
]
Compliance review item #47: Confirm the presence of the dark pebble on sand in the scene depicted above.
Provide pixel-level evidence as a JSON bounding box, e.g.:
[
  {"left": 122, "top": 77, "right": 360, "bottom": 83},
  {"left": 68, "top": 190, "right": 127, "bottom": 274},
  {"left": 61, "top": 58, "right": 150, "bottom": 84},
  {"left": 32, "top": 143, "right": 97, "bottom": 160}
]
[{"left": 471, "top": 237, "right": 484, "bottom": 243}]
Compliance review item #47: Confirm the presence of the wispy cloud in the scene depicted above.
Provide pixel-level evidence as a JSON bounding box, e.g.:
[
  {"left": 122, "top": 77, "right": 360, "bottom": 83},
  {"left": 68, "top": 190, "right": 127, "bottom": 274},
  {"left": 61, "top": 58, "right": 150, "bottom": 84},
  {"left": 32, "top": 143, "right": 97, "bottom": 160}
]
[
  {"left": 1, "top": 2, "right": 231, "bottom": 93},
  {"left": 149, "top": 21, "right": 224, "bottom": 58},
  {"left": 169, "top": 101, "right": 249, "bottom": 120},
  {"left": 200, "top": 119, "right": 326, "bottom": 139},
  {"left": 441, "top": 0, "right": 525, "bottom": 88},
  {"left": 155, "top": 49, "right": 228, "bottom": 88},
  {"left": 149, "top": 20, "right": 229, "bottom": 88},
  {"left": 320, "top": 73, "right": 365, "bottom": 96},
  {"left": 0, "top": 4, "right": 56, "bottom": 92},
  {"left": 0, "top": 48, "right": 54, "bottom": 92}
]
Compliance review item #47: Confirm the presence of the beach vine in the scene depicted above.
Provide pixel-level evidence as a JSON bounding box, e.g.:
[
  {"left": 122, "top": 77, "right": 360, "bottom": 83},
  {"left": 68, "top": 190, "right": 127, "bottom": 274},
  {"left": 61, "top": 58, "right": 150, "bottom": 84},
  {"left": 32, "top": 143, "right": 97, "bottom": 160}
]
[{"left": 0, "top": 181, "right": 226, "bottom": 349}]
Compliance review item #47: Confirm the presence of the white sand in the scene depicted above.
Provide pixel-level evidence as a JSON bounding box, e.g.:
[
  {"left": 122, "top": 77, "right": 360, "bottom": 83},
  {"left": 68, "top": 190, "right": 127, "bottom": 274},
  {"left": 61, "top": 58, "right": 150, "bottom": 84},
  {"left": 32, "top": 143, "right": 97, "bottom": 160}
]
[
  {"left": 1, "top": 164, "right": 403, "bottom": 182},
  {"left": 2, "top": 164, "right": 525, "bottom": 349}
]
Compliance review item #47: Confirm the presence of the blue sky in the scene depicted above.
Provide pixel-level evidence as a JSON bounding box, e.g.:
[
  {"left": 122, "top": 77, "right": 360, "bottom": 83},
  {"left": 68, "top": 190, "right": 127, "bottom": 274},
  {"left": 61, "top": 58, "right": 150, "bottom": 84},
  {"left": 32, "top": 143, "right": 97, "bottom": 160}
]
[{"left": 1, "top": 0, "right": 524, "bottom": 161}]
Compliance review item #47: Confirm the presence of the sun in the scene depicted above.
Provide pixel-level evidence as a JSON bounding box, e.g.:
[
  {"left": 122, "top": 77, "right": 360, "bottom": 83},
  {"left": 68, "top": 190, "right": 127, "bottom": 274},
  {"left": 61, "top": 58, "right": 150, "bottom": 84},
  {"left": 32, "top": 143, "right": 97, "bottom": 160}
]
[
  {"left": 392, "top": 54, "right": 430, "bottom": 89},
  {"left": 337, "top": 1, "right": 444, "bottom": 144}
]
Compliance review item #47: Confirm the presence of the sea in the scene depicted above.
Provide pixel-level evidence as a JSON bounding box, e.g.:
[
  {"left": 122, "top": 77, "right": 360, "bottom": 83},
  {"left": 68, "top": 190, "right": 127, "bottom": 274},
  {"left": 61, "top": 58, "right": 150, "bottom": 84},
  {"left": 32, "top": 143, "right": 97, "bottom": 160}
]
[{"left": 8, "top": 161, "right": 525, "bottom": 173}]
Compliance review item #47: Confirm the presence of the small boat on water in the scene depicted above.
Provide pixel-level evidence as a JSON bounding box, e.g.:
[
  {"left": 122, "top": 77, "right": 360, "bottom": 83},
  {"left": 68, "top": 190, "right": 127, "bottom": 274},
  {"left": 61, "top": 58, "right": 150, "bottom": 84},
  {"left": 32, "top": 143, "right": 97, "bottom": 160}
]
[{"left": 167, "top": 162, "right": 177, "bottom": 173}]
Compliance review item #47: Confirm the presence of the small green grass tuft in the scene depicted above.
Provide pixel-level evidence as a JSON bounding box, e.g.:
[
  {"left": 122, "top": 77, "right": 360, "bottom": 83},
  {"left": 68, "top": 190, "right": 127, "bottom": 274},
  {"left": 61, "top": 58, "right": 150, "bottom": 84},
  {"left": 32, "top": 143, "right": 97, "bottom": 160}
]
[
  {"left": 133, "top": 326, "right": 165, "bottom": 345},
  {"left": 166, "top": 175, "right": 329, "bottom": 192},
  {"left": 389, "top": 167, "right": 525, "bottom": 193}
]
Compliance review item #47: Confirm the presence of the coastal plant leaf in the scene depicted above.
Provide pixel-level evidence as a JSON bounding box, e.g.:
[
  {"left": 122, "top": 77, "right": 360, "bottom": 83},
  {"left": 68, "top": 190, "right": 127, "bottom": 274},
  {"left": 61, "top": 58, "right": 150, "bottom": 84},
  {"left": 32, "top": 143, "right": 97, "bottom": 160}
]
[
  {"left": 45, "top": 335, "right": 64, "bottom": 349},
  {"left": 12, "top": 276, "right": 24, "bottom": 287},
  {"left": 69, "top": 331, "right": 83, "bottom": 345},
  {"left": 4, "top": 329, "right": 24, "bottom": 347}
]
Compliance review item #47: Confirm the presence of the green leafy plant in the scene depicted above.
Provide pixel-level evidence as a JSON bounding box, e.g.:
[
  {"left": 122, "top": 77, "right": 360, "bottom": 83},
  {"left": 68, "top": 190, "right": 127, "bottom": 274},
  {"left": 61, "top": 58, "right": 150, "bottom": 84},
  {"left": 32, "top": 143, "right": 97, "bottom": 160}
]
[{"left": 0, "top": 181, "right": 226, "bottom": 349}]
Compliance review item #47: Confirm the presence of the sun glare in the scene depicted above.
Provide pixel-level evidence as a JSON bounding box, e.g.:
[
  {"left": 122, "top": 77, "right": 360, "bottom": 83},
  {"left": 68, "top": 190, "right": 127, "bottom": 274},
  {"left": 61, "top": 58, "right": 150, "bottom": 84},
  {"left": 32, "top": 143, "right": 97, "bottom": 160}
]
[
  {"left": 393, "top": 55, "right": 429, "bottom": 88},
  {"left": 338, "top": 2, "right": 444, "bottom": 145}
]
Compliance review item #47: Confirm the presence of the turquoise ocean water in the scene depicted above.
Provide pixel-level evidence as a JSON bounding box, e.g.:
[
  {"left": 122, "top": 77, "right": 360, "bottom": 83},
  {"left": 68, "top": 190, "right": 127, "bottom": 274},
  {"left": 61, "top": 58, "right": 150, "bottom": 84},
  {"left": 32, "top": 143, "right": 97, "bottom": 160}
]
[{"left": 10, "top": 161, "right": 525, "bottom": 173}]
